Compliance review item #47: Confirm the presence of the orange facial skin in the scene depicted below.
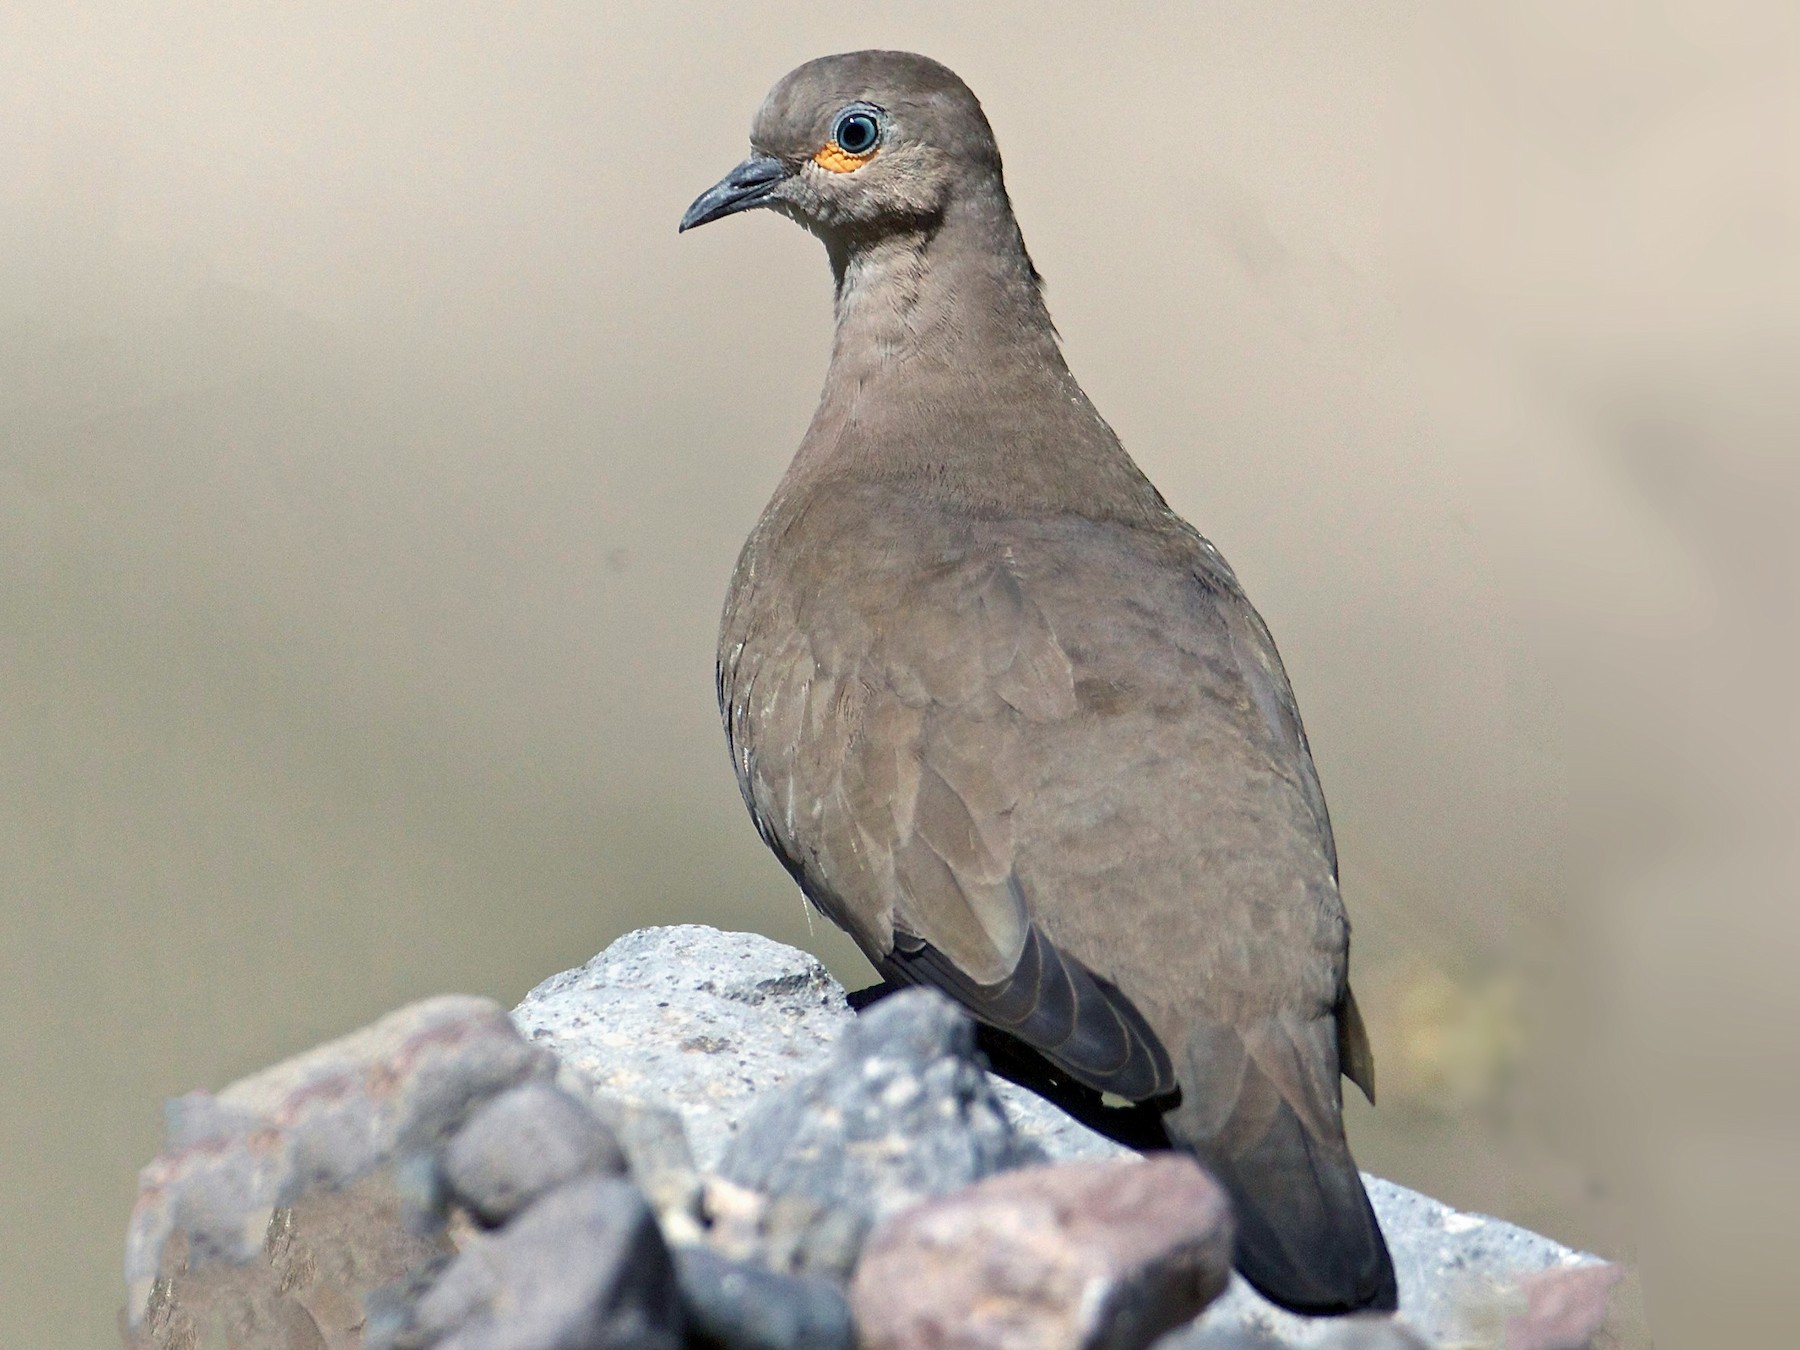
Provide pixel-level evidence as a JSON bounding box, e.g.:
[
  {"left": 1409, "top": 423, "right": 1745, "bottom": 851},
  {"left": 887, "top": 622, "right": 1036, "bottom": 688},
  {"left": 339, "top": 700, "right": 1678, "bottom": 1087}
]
[{"left": 813, "top": 140, "right": 876, "bottom": 173}]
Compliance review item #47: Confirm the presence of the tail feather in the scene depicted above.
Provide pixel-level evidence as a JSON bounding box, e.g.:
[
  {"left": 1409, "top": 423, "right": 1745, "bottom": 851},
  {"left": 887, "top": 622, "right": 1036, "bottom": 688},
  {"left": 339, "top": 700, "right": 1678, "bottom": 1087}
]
[
  {"left": 1168, "top": 1013, "right": 1397, "bottom": 1314},
  {"left": 1202, "top": 1100, "right": 1396, "bottom": 1314}
]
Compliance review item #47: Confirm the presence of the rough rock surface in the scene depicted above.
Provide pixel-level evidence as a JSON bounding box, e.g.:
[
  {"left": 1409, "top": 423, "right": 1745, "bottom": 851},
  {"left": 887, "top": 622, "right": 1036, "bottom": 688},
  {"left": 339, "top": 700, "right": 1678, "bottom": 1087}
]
[
  {"left": 393, "top": 1176, "right": 684, "bottom": 1350},
  {"left": 1165, "top": 1322, "right": 1433, "bottom": 1350},
  {"left": 132, "top": 1172, "right": 453, "bottom": 1350},
  {"left": 123, "top": 926, "right": 1621, "bottom": 1348},
  {"left": 512, "top": 925, "right": 1122, "bottom": 1169},
  {"left": 522, "top": 926, "right": 1621, "bottom": 1349},
  {"left": 851, "top": 1154, "right": 1235, "bottom": 1350},
  {"left": 715, "top": 987, "right": 1040, "bottom": 1275},
  {"left": 125, "top": 994, "right": 557, "bottom": 1339},
  {"left": 1170, "top": 1181, "right": 1618, "bottom": 1349},
  {"left": 583, "top": 1091, "right": 708, "bottom": 1242},
  {"left": 441, "top": 1081, "right": 628, "bottom": 1227}
]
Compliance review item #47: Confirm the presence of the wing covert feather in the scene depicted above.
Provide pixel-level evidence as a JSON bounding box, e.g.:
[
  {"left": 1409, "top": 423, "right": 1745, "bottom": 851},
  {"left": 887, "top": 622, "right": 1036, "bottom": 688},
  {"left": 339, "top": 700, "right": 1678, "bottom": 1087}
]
[{"left": 720, "top": 490, "right": 1352, "bottom": 1108}]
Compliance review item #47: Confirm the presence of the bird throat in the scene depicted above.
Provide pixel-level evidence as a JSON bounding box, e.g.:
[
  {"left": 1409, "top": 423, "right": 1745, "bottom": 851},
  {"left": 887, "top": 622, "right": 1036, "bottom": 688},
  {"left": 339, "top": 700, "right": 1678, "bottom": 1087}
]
[
  {"left": 792, "top": 192, "right": 1162, "bottom": 522},
  {"left": 824, "top": 190, "right": 1054, "bottom": 380}
]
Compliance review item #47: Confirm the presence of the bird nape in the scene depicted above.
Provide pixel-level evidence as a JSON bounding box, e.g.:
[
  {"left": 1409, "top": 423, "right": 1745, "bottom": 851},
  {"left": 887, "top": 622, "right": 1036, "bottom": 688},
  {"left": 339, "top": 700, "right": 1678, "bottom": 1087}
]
[{"left": 680, "top": 50, "right": 1397, "bottom": 1316}]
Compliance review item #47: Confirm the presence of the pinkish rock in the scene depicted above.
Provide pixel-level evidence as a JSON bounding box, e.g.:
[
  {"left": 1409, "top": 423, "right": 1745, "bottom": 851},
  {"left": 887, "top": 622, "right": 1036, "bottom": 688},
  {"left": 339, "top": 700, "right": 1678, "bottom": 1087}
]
[
  {"left": 850, "top": 1155, "right": 1233, "bottom": 1350},
  {"left": 1506, "top": 1261, "right": 1623, "bottom": 1350}
]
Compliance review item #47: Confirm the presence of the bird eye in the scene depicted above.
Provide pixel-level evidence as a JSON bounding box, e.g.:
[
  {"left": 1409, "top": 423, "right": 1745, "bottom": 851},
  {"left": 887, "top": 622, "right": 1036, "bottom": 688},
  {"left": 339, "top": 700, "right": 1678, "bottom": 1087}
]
[{"left": 833, "top": 109, "right": 880, "bottom": 156}]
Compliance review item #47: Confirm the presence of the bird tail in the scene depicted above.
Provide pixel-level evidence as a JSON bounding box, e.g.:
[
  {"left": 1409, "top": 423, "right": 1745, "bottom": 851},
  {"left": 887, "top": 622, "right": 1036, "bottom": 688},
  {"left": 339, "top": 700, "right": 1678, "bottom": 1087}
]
[
  {"left": 1167, "top": 1014, "right": 1397, "bottom": 1315},
  {"left": 1205, "top": 1107, "right": 1397, "bottom": 1314}
]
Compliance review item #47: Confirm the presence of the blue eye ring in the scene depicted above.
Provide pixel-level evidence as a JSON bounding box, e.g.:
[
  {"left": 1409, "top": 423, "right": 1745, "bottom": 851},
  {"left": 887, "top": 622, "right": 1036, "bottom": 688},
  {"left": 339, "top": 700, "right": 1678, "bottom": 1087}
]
[{"left": 832, "top": 108, "right": 881, "bottom": 156}]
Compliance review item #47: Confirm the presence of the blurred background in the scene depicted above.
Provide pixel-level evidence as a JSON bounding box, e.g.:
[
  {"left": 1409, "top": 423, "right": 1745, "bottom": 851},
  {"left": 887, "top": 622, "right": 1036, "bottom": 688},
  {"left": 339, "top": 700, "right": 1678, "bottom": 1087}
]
[{"left": 2, "top": 3, "right": 1794, "bottom": 1344}]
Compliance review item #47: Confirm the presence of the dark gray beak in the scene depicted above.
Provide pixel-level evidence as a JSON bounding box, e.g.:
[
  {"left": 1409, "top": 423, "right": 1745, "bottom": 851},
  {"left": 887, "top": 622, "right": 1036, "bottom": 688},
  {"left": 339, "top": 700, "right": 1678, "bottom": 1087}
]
[{"left": 679, "top": 155, "right": 789, "bottom": 233}]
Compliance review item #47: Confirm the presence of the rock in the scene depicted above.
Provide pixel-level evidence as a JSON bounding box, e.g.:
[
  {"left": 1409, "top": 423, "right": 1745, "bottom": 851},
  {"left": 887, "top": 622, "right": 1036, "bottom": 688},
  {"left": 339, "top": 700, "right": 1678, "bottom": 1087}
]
[
  {"left": 1160, "top": 1321, "right": 1429, "bottom": 1350},
  {"left": 123, "top": 927, "right": 1624, "bottom": 1348},
  {"left": 513, "top": 926, "right": 851, "bottom": 1169},
  {"left": 125, "top": 995, "right": 556, "bottom": 1335},
  {"left": 674, "top": 1244, "right": 856, "bottom": 1350},
  {"left": 584, "top": 1091, "right": 706, "bottom": 1242},
  {"left": 511, "top": 925, "right": 1124, "bottom": 1170},
  {"left": 1157, "top": 1330, "right": 1290, "bottom": 1350},
  {"left": 989, "top": 1076, "right": 1134, "bottom": 1162},
  {"left": 401, "top": 1176, "right": 684, "bottom": 1350},
  {"left": 1309, "top": 1321, "right": 1433, "bottom": 1350},
  {"left": 441, "top": 1081, "right": 628, "bottom": 1227},
  {"left": 1165, "top": 1176, "right": 1619, "bottom": 1347},
  {"left": 697, "top": 1177, "right": 874, "bottom": 1286},
  {"left": 851, "top": 1154, "right": 1233, "bottom": 1350},
  {"left": 1507, "top": 1261, "right": 1624, "bottom": 1350},
  {"left": 715, "top": 988, "right": 1041, "bottom": 1276},
  {"left": 513, "top": 927, "right": 1618, "bottom": 1337},
  {"left": 130, "top": 1173, "right": 453, "bottom": 1350}
]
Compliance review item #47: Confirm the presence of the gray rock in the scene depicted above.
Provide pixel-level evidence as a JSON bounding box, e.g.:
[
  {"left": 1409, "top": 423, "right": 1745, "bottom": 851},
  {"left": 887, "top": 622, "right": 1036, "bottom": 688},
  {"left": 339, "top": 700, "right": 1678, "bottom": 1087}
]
[
  {"left": 406, "top": 1176, "right": 684, "bottom": 1350},
  {"left": 584, "top": 1092, "right": 696, "bottom": 1181},
  {"left": 674, "top": 1245, "right": 855, "bottom": 1350},
  {"left": 715, "top": 988, "right": 1040, "bottom": 1276},
  {"left": 696, "top": 1177, "right": 874, "bottom": 1283},
  {"left": 1163, "top": 1322, "right": 1430, "bottom": 1350},
  {"left": 1160, "top": 1330, "right": 1290, "bottom": 1350},
  {"left": 1164, "top": 1176, "right": 1616, "bottom": 1347},
  {"left": 852, "top": 1154, "right": 1235, "bottom": 1350},
  {"left": 988, "top": 1076, "right": 1133, "bottom": 1163},
  {"left": 1314, "top": 1322, "right": 1435, "bottom": 1350},
  {"left": 442, "top": 1081, "right": 628, "bottom": 1227},
  {"left": 516, "top": 927, "right": 1616, "bottom": 1340},
  {"left": 513, "top": 926, "right": 851, "bottom": 1170},
  {"left": 584, "top": 1092, "right": 707, "bottom": 1241},
  {"left": 510, "top": 925, "right": 1124, "bottom": 1170},
  {"left": 125, "top": 995, "right": 556, "bottom": 1332},
  {"left": 123, "top": 927, "right": 1619, "bottom": 1348}
]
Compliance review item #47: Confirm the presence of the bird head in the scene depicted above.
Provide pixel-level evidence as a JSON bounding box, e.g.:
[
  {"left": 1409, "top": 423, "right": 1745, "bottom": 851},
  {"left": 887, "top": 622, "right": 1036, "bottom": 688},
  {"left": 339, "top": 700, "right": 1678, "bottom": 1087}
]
[{"left": 678, "top": 51, "right": 1004, "bottom": 242}]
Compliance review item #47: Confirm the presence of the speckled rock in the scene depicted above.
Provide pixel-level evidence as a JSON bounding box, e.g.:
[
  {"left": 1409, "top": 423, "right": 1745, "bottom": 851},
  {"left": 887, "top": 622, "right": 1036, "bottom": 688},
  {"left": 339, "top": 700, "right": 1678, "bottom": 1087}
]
[
  {"left": 510, "top": 925, "right": 1124, "bottom": 1169},
  {"left": 124, "top": 927, "right": 1623, "bottom": 1349},
  {"left": 522, "top": 928, "right": 1621, "bottom": 1346},
  {"left": 715, "top": 988, "right": 1041, "bottom": 1277}
]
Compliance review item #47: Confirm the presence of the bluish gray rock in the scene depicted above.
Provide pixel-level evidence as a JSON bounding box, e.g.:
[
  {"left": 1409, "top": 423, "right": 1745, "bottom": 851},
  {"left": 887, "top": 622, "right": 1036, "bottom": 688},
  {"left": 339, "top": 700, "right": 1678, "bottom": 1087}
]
[
  {"left": 405, "top": 1176, "right": 683, "bottom": 1350},
  {"left": 441, "top": 1081, "right": 627, "bottom": 1227},
  {"left": 714, "top": 987, "right": 1041, "bottom": 1277},
  {"left": 675, "top": 1245, "right": 855, "bottom": 1350}
]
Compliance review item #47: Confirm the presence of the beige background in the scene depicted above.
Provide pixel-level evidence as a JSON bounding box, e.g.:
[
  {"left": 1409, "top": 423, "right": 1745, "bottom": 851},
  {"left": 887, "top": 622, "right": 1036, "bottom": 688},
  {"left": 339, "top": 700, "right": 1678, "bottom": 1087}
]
[{"left": 3, "top": 4, "right": 1794, "bottom": 1345}]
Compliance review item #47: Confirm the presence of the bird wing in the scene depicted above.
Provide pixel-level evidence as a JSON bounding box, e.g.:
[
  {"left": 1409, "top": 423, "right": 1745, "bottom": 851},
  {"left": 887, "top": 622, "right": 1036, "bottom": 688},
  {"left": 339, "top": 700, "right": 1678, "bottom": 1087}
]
[
  {"left": 719, "top": 485, "right": 1356, "bottom": 1112},
  {"left": 723, "top": 498, "right": 1173, "bottom": 1100}
]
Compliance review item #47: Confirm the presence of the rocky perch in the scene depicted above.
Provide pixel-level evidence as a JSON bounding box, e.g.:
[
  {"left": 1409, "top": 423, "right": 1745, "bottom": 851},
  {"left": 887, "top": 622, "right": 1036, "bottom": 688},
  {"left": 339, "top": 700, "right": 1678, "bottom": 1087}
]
[{"left": 123, "top": 926, "right": 1620, "bottom": 1350}]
